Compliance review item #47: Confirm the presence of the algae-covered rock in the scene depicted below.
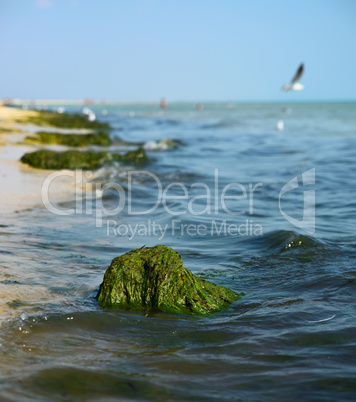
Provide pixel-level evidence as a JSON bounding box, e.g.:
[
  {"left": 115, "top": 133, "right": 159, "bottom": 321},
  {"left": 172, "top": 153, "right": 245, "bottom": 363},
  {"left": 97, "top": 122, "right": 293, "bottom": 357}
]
[
  {"left": 26, "top": 131, "right": 111, "bottom": 147},
  {"left": 120, "top": 148, "right": 147, "bottom": 163},
  {"left": 21, "top": 110, "right": 111, "bottom": 131},
  {"left": 97, "top": 245, "right": 239, "bottom": 315},
  {"left": 21, "top": 149, "right": 109, "bottom": 170},
  {"left": 20, "top": 148, "right": 147, "bottom": 170}
]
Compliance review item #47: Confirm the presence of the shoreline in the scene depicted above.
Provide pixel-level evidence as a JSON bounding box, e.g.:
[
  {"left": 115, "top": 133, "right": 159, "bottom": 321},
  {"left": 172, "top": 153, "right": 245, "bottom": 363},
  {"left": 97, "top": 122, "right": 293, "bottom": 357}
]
[
  {"left": 0, "top": 106, "right": 90, "bottom": 321},
  {"left": 0, "top": 106, "right": 90, "bottom": 216}
]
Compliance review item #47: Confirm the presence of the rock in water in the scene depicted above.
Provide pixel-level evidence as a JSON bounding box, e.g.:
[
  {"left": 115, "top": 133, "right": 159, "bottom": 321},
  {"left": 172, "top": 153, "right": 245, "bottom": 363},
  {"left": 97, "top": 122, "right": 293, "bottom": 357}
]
[
  {"left": 97, "top": 245, "right": 239, "bottom": 315},
  {"left": 20, "top": 148, "right": 147, "bottom": 170},
  {"left": 25, "top": 131, "right": 112, "bottom": 147}
]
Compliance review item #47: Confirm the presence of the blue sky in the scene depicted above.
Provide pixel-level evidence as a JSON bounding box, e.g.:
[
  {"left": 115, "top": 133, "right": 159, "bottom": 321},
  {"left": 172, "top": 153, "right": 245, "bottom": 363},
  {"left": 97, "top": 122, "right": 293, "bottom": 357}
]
[{"left": 1, "top": 0, "right": 355, "bottom": 101}]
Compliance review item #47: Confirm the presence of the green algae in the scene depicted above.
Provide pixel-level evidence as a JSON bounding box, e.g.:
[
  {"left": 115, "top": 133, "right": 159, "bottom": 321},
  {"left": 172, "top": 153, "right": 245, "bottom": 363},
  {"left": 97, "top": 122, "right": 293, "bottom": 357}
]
[
  {"left": 120, "top": 148, "right": 147, "bottom": 163},
  {"left": 97, "top": 245, "right": 239, "bottom": 315},
  {"left": 20, "top": 148, "right": 147, "bottom": 170},
  {"left": 20, "top": 110, "right": 111, "bottom": 131},
  {"left": 25, "top": 131, "right": 111, "bottom": 147},
  {"left": 21, "top": 149, "right": 109, "bottom": 170}
]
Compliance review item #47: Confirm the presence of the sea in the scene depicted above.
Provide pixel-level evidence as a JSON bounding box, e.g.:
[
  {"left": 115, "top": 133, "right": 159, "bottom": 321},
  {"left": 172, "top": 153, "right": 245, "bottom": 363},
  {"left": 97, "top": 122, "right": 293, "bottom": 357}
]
[{"left": 1, "top": 101, "right": 355, "bottom": 401}]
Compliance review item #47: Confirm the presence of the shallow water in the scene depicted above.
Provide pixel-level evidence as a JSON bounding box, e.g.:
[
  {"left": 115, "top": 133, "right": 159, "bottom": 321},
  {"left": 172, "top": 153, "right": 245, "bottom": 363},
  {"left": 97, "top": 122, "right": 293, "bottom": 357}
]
[{"left": 1, "top": 102, "right": 356, "bottom": 400}]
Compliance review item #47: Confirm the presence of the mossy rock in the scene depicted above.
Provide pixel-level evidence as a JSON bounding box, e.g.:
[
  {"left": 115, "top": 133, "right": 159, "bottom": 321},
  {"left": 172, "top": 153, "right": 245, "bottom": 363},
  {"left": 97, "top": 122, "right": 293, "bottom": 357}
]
[
  {"left": 97, "top": 245, "right": 239, "bottom": 315},
  {"left": 20, "top": 110, "right": 111, "bottom": 131},
  {"left": 20, "top": 148, "right": 147, "bottom": 170},
  {"left": 26, "top": 131, "right": 111, "bottom": 147},
  {"left": 121, "top": 148, "right": 147, "bottom": 163}
]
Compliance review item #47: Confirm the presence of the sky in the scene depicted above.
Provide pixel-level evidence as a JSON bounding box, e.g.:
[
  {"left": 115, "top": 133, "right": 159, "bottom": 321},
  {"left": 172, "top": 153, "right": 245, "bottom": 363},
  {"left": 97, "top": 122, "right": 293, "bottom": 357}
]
[{"left": 1, "top": 0, "right": 356, "bottom": 102}]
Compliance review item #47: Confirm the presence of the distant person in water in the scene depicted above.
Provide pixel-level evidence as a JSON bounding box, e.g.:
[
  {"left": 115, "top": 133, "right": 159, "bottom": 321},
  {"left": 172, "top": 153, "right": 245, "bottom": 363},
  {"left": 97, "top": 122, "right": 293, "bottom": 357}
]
[{"left": 160, "top": 98, "right": 167, "bottom": 109}]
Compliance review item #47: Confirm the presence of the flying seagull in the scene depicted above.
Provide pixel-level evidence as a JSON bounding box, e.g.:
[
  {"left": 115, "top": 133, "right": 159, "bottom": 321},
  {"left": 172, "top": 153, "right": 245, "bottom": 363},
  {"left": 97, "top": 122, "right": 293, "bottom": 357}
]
[{"left": 282, "top": 63, "right": 305, "bottom": 92}]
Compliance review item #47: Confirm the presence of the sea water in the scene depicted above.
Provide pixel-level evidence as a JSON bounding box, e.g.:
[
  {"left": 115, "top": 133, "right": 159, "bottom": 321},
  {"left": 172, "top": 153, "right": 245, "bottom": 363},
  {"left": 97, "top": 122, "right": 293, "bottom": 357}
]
[{"left": 0, "top": 102, "right": 356, "bottom": 400}]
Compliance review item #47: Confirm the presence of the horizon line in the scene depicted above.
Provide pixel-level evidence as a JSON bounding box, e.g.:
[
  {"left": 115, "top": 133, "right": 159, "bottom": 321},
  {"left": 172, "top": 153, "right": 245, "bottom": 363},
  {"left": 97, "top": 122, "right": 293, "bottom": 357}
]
[{"left": 2, "top": 98, "right": 356, "bottom": 106}]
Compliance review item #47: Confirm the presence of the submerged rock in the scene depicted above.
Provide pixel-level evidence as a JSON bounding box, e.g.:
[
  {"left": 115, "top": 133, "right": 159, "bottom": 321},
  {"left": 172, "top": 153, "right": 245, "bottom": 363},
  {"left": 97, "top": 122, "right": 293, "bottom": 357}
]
[
  {"left": 20, "top": 148, "right": 147, "bottom": 170},
  {"left": 97, "top": 245, "right": 239, "bottom": 315},
  {"left": 26, "top": 131, "right": 112, "bottom": 147}
]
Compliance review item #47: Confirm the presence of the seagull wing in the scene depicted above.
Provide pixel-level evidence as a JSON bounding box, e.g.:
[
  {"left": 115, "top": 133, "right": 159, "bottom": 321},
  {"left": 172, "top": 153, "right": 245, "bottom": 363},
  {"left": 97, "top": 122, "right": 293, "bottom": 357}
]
[{"left": 291, "top": 63, "right": 304, "bottom": 84}]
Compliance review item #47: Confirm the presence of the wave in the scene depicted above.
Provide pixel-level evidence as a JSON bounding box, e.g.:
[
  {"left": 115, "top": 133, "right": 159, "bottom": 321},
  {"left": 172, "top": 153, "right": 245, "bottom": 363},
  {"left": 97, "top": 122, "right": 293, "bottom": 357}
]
[
  {"left": 144, "top": 138, "right": 183, "bottom": 151},
  {"left": 200, "top": 119, "right": 240, "bottom": 130},
  {"left": 244, "top": 229, "right": 328, "bottom": 257},
  {"left": 155, "top": 118, "right": 180, "bottom": 127}
]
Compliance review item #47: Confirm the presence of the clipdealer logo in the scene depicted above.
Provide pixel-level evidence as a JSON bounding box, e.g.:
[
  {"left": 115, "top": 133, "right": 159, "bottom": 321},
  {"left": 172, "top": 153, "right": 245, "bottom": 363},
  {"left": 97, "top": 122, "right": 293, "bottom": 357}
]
[{"left": 41, "top": 167, "right": 315, "bottom": 238}]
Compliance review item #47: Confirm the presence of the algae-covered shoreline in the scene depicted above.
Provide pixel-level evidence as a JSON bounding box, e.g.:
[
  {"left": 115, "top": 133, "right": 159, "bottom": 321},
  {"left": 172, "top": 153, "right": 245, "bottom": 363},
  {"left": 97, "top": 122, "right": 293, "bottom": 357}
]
[
  {"left": 0, "top": 104, "right": 147, "bottom": 213},
  {"left": 0, "top": 104, "right": 123, "bottom": 319}
]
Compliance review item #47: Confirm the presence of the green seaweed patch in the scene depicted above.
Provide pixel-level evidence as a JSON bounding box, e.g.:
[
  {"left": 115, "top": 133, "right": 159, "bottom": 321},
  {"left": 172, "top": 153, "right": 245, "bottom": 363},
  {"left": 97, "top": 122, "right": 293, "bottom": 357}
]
[
  {"left": 97, "top": 245, "right": 239, "bottom": 315},
  {"left": 121, "top": 148, "right": 147, "bottom": 163},
  {"left": 26, "top": 131, "right": 111, "bottom": 147},
  {"left": 20, "top": 148, "right": 147, "bottom": 170},
  {"left": 20, "top": 110, "right": 111, "bottom": 130}
]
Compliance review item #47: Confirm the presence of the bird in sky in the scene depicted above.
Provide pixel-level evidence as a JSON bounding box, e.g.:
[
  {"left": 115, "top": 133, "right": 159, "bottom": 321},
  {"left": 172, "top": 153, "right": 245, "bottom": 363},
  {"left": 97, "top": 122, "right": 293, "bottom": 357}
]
[{"left": 282, "top": 63, "right": 305, "bottom": 92}]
